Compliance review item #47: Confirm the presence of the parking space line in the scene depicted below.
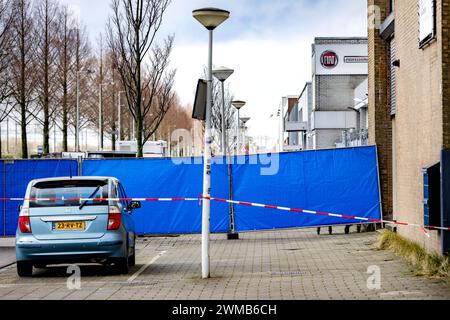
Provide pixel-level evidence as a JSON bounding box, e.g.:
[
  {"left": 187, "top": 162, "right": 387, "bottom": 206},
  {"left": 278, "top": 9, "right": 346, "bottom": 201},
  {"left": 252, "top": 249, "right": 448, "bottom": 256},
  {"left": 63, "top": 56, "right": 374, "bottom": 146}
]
[{"left": 127, "top": 251, "right": 167, "bottom": 283}]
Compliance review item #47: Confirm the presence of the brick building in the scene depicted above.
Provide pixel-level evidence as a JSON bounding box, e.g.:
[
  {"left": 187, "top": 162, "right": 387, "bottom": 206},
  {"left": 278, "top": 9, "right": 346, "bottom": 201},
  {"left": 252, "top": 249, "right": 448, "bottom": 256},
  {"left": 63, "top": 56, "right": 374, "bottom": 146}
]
[{"left": 368, "top": 0, "right": 450, "bottom": 254}]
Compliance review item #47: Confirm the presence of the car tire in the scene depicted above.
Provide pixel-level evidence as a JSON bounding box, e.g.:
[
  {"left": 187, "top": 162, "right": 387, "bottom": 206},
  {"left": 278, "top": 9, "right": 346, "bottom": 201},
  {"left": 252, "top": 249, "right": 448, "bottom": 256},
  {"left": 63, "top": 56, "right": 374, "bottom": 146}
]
[
  {"left": 17, "top": 261, "right": 33, "bottom": 277},
  {"left": 116, "top": 257, "right": 129, "bottom": 275},
  {"left": 129, "top": 246, "right": 136, "bottom": 267}
]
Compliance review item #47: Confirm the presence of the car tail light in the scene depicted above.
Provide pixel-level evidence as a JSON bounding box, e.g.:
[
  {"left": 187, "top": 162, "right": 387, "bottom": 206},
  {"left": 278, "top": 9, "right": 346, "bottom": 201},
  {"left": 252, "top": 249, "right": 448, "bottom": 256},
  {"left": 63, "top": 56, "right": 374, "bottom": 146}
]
[
  {"left": 107, "top": 206, "right": 121, "bottom": 230},
  {"left": 19, "top": 208, "right": 31, "bottom": 233}
]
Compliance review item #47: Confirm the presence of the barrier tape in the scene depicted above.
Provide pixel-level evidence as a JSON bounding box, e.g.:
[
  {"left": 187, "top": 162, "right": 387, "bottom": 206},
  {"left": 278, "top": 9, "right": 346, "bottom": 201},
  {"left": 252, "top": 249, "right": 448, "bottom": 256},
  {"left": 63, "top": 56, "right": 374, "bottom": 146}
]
[
  {"left": 200, "top": 196, "right": 450, "bottom": 233},
  {"left": 1, "top": 196, "right": 449, "bottom": 232}
]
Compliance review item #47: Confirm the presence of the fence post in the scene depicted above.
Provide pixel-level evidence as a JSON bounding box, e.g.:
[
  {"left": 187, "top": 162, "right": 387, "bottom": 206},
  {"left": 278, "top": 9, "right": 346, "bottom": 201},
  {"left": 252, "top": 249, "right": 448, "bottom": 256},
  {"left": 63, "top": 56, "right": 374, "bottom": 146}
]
[{"left": 77, "top": 156, "right": 83, "bottom": 176}]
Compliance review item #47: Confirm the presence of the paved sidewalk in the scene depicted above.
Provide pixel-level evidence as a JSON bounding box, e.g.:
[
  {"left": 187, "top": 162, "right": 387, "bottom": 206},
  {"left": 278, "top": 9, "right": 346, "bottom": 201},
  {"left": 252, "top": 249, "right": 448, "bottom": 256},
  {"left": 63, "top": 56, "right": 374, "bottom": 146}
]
[
  {"left": 0, "top": 238, "right": 15, "bottom": 269},
  {"left": 0, "top": 228, "right": 449, "bottom": 300}
]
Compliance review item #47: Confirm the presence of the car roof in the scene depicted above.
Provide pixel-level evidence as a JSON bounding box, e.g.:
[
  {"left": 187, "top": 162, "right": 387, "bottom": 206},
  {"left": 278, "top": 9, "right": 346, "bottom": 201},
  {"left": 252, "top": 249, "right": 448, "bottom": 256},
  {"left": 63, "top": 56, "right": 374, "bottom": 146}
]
[{"left": 30, "top": 176, "right": 118, "bottom": 185}]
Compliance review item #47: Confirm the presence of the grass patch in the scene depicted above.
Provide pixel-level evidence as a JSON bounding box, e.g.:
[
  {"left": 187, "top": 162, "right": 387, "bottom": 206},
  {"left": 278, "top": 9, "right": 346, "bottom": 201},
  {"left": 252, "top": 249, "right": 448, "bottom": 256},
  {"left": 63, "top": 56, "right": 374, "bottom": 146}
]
[{"left": 377, "top": 230, "right": 450, "bottom": 282}]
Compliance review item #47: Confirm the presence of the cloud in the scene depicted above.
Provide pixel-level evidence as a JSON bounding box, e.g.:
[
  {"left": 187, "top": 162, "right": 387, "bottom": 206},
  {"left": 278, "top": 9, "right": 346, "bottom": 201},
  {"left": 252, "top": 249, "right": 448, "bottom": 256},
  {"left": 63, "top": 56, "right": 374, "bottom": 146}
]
[
  {"left": 170, "top": 0, "right": 367, "bottom": 141},
  {"left": 66, "top": 0, "right": 368, "bottom": 144}
]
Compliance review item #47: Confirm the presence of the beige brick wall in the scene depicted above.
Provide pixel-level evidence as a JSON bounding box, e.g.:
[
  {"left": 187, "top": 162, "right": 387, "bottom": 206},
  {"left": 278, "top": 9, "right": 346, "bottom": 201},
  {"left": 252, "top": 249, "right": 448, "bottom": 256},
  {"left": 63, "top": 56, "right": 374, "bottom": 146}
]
[
  {"left": 369, "top": 0, "right": 449, "bottom": 254},
  {"left": 392, "top": 0, "right": 445, "bottom": 253},
  {"left": 368, "top": 0, "right": 393, "bottom": 220}
]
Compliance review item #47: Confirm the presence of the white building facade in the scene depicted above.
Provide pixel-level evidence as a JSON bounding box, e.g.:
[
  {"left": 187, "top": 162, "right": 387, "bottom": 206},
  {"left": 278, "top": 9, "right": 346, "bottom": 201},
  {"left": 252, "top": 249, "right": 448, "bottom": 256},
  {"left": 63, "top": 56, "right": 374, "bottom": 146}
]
[{"left": 284, "top": 37, "right": 369, "bottom": 151}]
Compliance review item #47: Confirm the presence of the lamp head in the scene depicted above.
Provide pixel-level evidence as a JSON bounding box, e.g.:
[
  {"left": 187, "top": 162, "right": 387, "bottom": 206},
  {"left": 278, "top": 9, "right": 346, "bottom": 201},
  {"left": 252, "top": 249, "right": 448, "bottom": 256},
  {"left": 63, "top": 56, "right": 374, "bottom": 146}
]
[
  {"left": 193, "top": 7, "right": 230, "bottom": 30},
  {"left": 213, "top": 66, "right": 234, "bottom": 81},
  {"left": 240, "top": 117, "right": 250, "bottom": 125},
  {"left": 232, "top": 100, "right": 246, "bottom": 110}
]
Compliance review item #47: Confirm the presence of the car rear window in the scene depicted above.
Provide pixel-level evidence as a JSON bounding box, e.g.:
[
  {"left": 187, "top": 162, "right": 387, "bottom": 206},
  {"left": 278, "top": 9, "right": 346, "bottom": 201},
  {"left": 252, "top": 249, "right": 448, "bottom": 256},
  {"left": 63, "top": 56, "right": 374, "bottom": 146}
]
[{"left": 29, "top": 180, "right": 109, "bottom": 208}]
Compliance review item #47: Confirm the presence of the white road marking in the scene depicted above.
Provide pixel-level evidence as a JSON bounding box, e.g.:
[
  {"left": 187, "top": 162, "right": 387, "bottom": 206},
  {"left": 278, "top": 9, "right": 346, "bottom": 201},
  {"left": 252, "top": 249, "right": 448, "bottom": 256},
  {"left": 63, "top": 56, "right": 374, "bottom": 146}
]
[{"left": 127, "top": 251, "right": 166, "bottom": 283}]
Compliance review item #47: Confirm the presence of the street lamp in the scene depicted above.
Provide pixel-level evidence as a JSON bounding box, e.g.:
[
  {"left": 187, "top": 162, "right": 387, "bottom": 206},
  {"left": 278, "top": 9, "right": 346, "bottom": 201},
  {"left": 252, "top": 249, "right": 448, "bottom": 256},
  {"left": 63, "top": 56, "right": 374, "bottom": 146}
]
[
  {"left": 213, "top": 66, "right": 234, "bottom": 155},
  {"left": 76, "top": 68, "right": 95, "bottom": 152},
  {"left": 240, "top": 117, "right": 250, "bottom": 154},
  {"left": 98, "top": 81, "right": 115, "bottom": 150},
  {"left": 213, "top": 67, "right": 237, "bottom": 241},
  {"left": 193, "top": 7, "right": 230, "bottom": 279},
  {"left": 232, "top": 100, "right": 246, "bottom": 155}
]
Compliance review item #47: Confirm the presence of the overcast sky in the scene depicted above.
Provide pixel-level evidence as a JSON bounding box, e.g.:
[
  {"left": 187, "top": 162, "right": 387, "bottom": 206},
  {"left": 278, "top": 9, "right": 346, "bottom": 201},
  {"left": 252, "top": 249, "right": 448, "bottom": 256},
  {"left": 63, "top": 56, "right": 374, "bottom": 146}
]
[{"left": 61, "top": 0, "right": 368, "bottom": 146}]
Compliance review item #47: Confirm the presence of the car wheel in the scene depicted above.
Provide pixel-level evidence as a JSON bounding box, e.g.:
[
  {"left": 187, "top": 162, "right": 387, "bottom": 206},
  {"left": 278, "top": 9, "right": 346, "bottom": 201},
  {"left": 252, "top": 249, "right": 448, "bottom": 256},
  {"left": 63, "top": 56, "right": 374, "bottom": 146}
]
[{"left": 17, "top": 261, "right": 33, "bottom": 277}]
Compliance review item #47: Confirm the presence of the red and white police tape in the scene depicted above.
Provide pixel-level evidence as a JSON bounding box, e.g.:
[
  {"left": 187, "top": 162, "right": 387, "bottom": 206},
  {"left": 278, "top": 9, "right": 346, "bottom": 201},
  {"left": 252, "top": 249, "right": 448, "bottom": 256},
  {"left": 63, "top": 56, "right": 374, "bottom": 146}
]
[{"left": 1, "top": 195, "right": 448, "bottom": 232}]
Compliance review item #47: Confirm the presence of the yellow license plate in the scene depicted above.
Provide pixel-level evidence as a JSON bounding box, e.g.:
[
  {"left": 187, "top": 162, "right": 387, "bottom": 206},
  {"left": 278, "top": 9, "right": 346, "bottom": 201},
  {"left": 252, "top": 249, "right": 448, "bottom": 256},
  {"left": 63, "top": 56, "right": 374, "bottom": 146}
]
[{"left": 53, "top": 221, "right": 86, "bottom": 231}]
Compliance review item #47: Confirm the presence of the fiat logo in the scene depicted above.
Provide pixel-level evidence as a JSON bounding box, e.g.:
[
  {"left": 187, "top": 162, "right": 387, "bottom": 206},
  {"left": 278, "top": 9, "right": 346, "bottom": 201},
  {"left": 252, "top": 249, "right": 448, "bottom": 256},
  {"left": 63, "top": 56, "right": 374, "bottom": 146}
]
[{"left": 320, "top": 51, "right": 339, "bottom": 68}]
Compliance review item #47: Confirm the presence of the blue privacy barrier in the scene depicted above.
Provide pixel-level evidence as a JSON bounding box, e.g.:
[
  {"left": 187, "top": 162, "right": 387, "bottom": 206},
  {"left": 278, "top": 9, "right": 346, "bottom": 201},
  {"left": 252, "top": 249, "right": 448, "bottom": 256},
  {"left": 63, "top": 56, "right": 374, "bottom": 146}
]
[
  {"left": 1, "top": 159, "right": 78, "bottom": 236},
  {"left": 0, "top": 146, "right": 381, "bottom": 236},
  {"left": 82, "top": 157, "right": 231, "bottom": 234},
  {"left": 82, "top": 146, "right": 381, "bottom": 234},
  {"left": 230, "top": 147, "right": 382, "bottom": 232}
]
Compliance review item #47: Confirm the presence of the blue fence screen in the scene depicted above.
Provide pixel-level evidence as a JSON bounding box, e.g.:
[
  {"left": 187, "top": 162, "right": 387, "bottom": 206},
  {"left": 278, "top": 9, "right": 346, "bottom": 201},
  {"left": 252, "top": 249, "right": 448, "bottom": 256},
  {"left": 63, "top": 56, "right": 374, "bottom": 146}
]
[
  {"left": 0, "top": 159, "right": 78, "bottom": 236},
  {"left": 83, "top": 146, "right": 382, "bottom": 234},
  {"left": 0, "top": 146, "right": 381, "bottom": 236}
]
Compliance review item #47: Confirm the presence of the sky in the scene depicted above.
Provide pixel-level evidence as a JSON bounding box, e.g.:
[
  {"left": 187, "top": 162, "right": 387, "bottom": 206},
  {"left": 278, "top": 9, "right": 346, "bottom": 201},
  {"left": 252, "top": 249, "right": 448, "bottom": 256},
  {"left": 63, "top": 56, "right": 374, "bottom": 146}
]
[{"left": 60, "top": 0, "right": 368, "bottom": 147}]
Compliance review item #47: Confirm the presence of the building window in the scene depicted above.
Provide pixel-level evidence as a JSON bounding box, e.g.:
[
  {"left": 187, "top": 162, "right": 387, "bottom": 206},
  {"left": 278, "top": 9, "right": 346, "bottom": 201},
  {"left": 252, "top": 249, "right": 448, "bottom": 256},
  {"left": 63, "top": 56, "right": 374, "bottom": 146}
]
[{"left": 419, "top": 0, "right": 436, "bottom": 48}]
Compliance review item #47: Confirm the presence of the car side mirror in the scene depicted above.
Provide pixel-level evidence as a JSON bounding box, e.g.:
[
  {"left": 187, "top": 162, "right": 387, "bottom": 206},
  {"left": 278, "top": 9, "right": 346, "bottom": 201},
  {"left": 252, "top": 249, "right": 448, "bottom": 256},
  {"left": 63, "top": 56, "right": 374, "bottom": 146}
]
[{"left": 129, "top": 201, "right": 141, "bottom": 210}]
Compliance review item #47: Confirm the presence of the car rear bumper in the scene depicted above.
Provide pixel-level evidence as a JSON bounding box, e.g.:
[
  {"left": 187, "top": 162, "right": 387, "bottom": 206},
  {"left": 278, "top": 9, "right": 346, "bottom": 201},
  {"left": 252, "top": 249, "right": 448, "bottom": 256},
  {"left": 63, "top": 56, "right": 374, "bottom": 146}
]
[{"left": 15, "top": 232, "right": 127, "bottom": 263}]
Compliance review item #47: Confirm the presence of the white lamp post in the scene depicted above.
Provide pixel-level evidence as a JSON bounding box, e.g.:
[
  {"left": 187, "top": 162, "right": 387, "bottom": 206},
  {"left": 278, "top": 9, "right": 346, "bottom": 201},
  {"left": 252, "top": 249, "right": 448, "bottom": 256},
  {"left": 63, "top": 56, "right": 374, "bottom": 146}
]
[
  {"left": 232, "top": 101, "right": 246, "bottom": 155},
  {"left": 193, "top": 7, "right": 230, "bottom": 279},
  {"left": 213, "top": 67, "right": 234, "bottom": 155},
  {"left": 76, "top": 68, "right": 95, "bottom": 152}
]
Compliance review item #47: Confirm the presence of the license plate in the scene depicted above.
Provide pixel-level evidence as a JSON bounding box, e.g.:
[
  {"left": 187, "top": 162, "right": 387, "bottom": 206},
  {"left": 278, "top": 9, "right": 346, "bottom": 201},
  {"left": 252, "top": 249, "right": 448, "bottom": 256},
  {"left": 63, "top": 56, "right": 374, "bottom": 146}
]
[{"left": 53, "top": 221, "right": 86, "bottom": 231}]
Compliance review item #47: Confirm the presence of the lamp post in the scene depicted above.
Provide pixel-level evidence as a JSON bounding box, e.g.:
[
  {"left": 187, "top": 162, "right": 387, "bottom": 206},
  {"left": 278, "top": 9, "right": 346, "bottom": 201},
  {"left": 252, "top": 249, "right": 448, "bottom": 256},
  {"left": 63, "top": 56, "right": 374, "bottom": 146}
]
[
  {"left": 232, "top": 101, "right": 246, "bottom": 155},
  {"left": 240, "top": 117, "right": 250, "bottom": 154},
  {"left": 212, "top": 67, "right": 234, "bottom": 155},
  {"left": 213, "top": 67, "right": 238, "bottom": 241},
  {"left": 76, "top": 68, "right": 95, "bottom": 152},
  {"left": 98, "top": 81, "right": 114, "bottom": 150},
  {"left": 193, "top": 7, "right": 230, "bottom": 279}
]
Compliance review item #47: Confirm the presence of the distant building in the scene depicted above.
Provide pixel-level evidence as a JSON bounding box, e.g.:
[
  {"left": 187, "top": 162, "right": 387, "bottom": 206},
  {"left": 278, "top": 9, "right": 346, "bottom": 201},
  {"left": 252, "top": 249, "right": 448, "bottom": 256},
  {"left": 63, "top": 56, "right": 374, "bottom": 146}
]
[
  {"left": 281, "top": 95, "right": 301, "bottom": 151},
  {"left": 368, "top": 0, "right": 450, "bottom": 254},
  {"left": 283, "top": 37, "right": 368, "bottom": 151},
  {"left": 310, "top": 37, "right": 368, "bottom": 149}
]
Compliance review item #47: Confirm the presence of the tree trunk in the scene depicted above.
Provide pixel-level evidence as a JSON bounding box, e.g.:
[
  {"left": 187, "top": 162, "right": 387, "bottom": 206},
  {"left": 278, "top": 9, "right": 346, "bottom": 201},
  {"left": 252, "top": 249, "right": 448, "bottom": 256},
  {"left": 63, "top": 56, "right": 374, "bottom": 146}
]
[
  {"left": 42, "top": 7, "right": 50, "bottom": 155},
  {"left": 111, "top": 83, "right": 116, "bottom": 151},
  {"left": 21, "top": 103, "right": 27, "bottom": 159},
  {"left": 136, "top": 116, "right": 143, "bottom": 158},
  {"left": 0, "top": 124, "right": 2, "bottom": 159},
  {"left": 62, "top": 86, "right": 68, "bottom": 152}
]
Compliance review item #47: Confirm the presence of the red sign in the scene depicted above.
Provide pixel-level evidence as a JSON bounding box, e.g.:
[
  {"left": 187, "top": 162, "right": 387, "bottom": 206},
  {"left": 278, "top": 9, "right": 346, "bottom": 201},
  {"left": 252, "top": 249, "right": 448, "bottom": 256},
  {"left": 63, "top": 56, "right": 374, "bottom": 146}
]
[{"left": 320, "top": 51, "right": 339, "bottom": 68}]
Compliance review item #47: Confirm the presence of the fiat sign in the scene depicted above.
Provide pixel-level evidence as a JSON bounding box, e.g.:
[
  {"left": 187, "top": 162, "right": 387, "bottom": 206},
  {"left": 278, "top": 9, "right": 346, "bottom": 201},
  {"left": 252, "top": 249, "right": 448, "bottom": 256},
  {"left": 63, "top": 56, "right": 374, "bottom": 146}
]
[{"left": 320, "top": 51, "right": 338, "bottom": 69}]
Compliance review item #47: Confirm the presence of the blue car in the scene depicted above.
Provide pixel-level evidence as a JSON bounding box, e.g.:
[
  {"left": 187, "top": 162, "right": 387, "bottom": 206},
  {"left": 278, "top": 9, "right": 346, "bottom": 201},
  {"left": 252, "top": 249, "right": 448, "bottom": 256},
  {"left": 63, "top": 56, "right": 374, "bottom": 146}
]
[{"left": 15, "top": 177, "right": 140, "bottom": 277}]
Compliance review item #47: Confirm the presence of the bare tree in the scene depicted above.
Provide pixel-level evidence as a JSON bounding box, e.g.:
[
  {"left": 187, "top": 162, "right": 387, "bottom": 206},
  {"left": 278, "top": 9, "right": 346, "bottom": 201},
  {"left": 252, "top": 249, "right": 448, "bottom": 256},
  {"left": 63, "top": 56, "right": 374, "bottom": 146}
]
[
  {"left": 9, "top": 0, "right": 38, "bottom": 158},
  {"left": 71, "top": 26, "right": 94, "bottom": 150},
  {"left": 106, "top": 0, "right": 174, "bottom": 157},
  {"left": 56, "top": 5, "right": 77, "bottom": 152},
  {"left": 34, "top": 0, "right": 59, "bottom": 154},
  {"left": 0, "top": 0, "right": 13, "bottom": 157},
  {"left": 0, "top": 0, "right": 12, "bottom": 101}
]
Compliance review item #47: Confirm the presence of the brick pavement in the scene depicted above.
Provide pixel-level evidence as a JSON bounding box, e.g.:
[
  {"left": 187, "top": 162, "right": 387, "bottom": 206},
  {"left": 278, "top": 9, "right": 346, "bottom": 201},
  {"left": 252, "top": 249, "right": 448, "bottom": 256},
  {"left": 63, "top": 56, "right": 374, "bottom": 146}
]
[{"left": 0, "top": 227, "right": 449, "bottom": 300}]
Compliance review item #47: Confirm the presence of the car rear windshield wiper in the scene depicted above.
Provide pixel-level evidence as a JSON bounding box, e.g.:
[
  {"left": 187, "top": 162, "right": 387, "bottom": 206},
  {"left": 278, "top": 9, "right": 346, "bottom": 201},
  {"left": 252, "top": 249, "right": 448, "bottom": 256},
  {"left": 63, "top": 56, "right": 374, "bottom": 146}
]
[{"left": 79, "top": 186, "right": 101, "bottom": 210}]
